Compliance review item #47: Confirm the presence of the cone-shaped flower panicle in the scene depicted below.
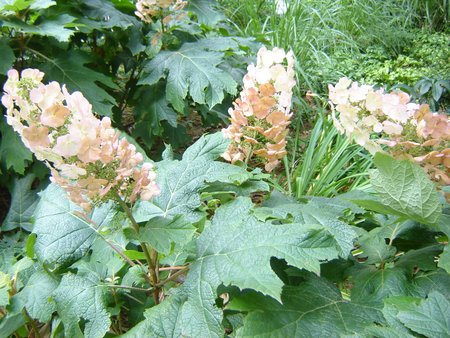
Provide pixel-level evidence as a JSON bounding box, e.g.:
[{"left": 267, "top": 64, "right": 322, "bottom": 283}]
[
  {"left": 135, "top": 0, "right": 187, "bottom": 24},
  {"left": 222, "top": 46, "right": 296, "bottom": 172},
  {"left": 329, "top": 77, "right": 450, "bottom": 195},
  {"left": 2, "top": 69, "right": 160, "bottom": 211}
]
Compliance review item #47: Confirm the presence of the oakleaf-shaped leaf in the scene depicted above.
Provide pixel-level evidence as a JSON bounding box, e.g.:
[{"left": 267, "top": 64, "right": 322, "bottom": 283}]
[
  {"left": 0, "top": 38, "right": 15, "bottom": 75},
  {"left": 138, "top": 41, "right": 237, "bottom": 112},
  {"left": 77, "top": 0, "right": 139, "bottom": 29},
  {"left": 133, "top": 133, "right": 254, "bottom": 223},
  {"left": 351, "top": 268, "right": 413, "bottom": 307},
  {"left": 231, "top": 272, "right": 383, "bottom": 337},
  {"left": 1, "top": 14, "right": 76, "bottom": 42},
  {"left": 261, "top": 194, "right": 357, "bottom": 257},
  {"left": 2, "top": 174, "right": 43, "bottom": 231},
  {"left": 42, "top": 50, "right": 118, "bottom": 116},
  {"left": 0, "top": 118, "right": 33, "bottom": 174},
  {"left": 186, "top": 0, "right": 225, "bottom": 25},
  {"left": 53, "top": 273, "right": 111, "bottom": 338},
  {"left": 16, "top": 268, "right": 58, "bottom": 323},
  {"left": 33, "top": 184, "right": 113, "bottom": 267},
  {"left": 397, "top": 291, "right": 450, "bottom": 337},
  {"left": 132, "top": 83, "right": 178, "bottom": 144},
  {"left": 370, "top": 153, "right": 441, "bottom": 225},
  {"left": 125, "top": 197, "right": 340, "bottom": 337}
]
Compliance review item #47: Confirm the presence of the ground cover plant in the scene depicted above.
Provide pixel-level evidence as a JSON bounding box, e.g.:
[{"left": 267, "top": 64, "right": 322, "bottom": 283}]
[{"left": 0, "top": 0, "right": 450, "bottom": 337}]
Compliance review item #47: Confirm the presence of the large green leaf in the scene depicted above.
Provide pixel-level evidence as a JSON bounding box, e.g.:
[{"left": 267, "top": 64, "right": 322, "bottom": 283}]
[
  {"left": 42, "top": 50, "right": 118, "bottom": 116},
  {"left": 139, "top": 40, "right": 237, "bottom": 112},
  {"left": 396, "top": 291, "right": 450, "bottom": 337},
  {"left": 0, "top": 38, "right": 15, "bottom": 75},
  {"left": 53, "top": 273, "right": 111, "bottom": 338},
  {"left": 260, "top": 193, "right": 357, "bottom": 258},
  {"left": 356, "top": 231, "right": 396, "bottom": 264},
  {"left": 132, "top": 83, "right": 178, "bottom": 144},
  {"left": 351, "top": 268, "right": 413, "bottom": 307},
  {"left": 133, "top": 133, "right": 256, "bottom": 223},
  {"left": 186, "top": 0, "right": 225, "bottom": 25},
  {"left": 0, "top": 0, "right": 56, "bottom": 11},
  {"left": 370, "top": 153, "right": 441, "bottom": 225},
  {"left": 33, "top": 184, "right": 115, "bottom": 267},
  {"left": 231, "top": 272, "right": 383, "bottom": 337},
  {"left": 15, "top": 268, "right": 58, "bottom": 323},
  {"left": 1, "top": 14, "right": 76, "bottom": 42},
  {"left": 2, "top": 174, "right": 43, "bottom": 231},
  {"left": 0, "top": 118, "right": 33, "bottom": 174},
  {"left": 125, "top": 197, "right": 340, "bottom": 337},
  {"left": 139, "top": 215, "right": 195, "bottom": 255},
  {"left": 438, "top": 245, "right": 450, "bottom": 274},
  {"left": 77, "top": 0, "right": 139, "bottom": 29}
]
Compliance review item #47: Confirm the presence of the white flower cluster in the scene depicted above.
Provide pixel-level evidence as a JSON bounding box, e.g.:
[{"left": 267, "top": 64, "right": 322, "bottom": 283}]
[
  {"left": 329, "top": 77, "right": 450, "bottom": 191},
  {"left": 222, "top": 46, "right": 296, "bottom": 172},
  {"left": 2, "top": 69, "right": 160, "bottom": 211}
]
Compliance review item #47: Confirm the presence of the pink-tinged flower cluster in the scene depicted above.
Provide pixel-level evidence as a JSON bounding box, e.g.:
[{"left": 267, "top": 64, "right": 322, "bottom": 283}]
[
  {"left": 135, "top": 0, "right": 187, "bottom": 25},
  {"left": 329, "top": 77, "right": 450, "bottom": 193},
  {"left": 2, "top": 69, "right": 160, "bottom": 211},
  {"left": 222, "top": 46, "right": 296, "bottom": 172}
]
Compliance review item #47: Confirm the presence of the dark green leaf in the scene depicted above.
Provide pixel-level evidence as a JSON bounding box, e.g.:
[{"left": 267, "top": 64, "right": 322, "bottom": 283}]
[
  {"left": 1, "top": 14, "right": 76, "bottom": 41},
  {"left": 231, "top": 273, "right": 383, "bottom": 337},
  {"left": 132, "top": 83, "right": 178, "bottom": 144},
  {"left": 0, "top": 38, "right": 15, "bottom": 75},
  {"left": 397, "top": 291, "right": 450, "bottom": 337},
  {"left": 126, "top": 197, "right": 340, "bottom": 337},
  {"left": 0, "top": 118, "right": 33, "bottom": 174},
  {"left": 186, "top": 0, "right": 225, "bottom": 25},
  {"left": 396, "top": 245, "right": 442, "bottom": 272},
  {"left": 2, "top": 174, "right": 43, "bottom": 231},
  {"left": 77, "top": 0, "right": 139, "bottom": 29},
  {"left": 139, "top": 41, "right": 237, "bottom": 112},
  {"left": 42, "top": 50, "right": 118, "bottom": 116},
  {"left": 432, "top": 83, "right": 444, "bottom": 102},
  {"left": 357, "top": 234, "right": 396, "bottom": 264},
  {"left": 351, "top": 268, "right": 413, "bottom": 307}
]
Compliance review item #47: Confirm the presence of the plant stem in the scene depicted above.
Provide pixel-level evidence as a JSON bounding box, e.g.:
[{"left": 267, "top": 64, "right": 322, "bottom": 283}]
[
  {"left": 103, "top": 284, "right": 152, "bottom": 292},
  {"left": 283, "top": 156, "right": 292, "bottom": 196},
  {"left": 115, "top": 195, "right": 160, "bottom": 304},
  {"left": 156, "top": 267, "right": 188, "bottom": 287},
  {"left": 22, "top": 309, "right": 41, "bottom": 338}
]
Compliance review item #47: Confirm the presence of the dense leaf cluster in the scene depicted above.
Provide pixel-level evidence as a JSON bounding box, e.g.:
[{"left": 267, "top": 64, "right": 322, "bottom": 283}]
[{"left": 1, "top": 133, "right": 449, "bottom": 337}]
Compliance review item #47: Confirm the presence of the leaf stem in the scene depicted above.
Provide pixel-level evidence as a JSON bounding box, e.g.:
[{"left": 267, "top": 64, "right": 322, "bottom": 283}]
[
  {"left": 22, "top": 309, "right": 41, "bottom": 338},
  {"left": 115, "top": 195, "right": 161, "bottom": 304},
  {"left": 156, "top": 266, "right": 188, "bottom": 287},
  {"left": 103, "top": 284, "right": 151, "bottom": 292}
]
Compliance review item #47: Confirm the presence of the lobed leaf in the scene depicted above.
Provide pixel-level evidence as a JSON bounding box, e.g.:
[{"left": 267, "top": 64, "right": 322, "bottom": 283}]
[
  {"left": 231, "top": 272, "right": 383, "bottom": 337},
  {"left": 139, "top": 41, "right": 237, "bottom": 112},
  {"left": 125, "top": 197, "right": 340, "bottom": 337},
  {"left": 53, "top": 273, "right": 111, "bottom": 338},
  {"left": 370, "top": 153, "right": 442, "bottom": 225}
]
